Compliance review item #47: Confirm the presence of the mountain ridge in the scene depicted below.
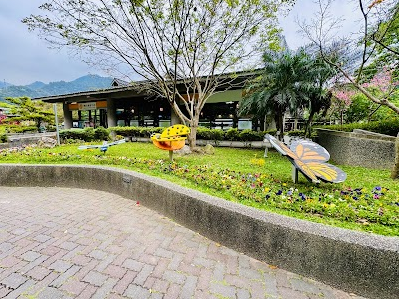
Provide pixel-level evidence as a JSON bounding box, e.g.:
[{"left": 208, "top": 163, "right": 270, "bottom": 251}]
[{"left": 0, "top": 74, "right": 113, "bottom": 102}]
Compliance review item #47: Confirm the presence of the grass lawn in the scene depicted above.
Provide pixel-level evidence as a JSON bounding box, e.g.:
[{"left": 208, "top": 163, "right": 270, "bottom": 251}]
[{"left": 1, "top": 141, "right": 398, "bottom": 236}]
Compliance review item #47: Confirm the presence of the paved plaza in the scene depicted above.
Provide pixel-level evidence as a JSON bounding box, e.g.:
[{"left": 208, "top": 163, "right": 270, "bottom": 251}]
[{"left": 0, "top": 187, "right": 366, "bottom": 299}]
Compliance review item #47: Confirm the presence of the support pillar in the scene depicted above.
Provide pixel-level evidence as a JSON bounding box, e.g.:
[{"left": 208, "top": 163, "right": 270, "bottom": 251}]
[
  {"left": 107, "top": 98, "right": 117, "bottom": 128},
  {"left": 63, "top": 102, "right": 73, "bottom": 129},
  {"left": 292, "top": 165, "right": 299, "bottom": 183}
]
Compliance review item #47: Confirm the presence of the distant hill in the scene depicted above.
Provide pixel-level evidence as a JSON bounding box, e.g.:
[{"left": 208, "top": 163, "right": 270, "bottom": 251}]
[
  {"left": 0, "top": 75, "right": 113, "bottom": 102},
  {"left": 0, "top": 81, "right": 13, "bottom": 89}
]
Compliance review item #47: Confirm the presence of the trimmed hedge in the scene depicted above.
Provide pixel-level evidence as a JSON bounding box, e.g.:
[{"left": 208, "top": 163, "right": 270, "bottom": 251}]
[
  {"left": 60, "top": 126, "right": 280, "bottom": 143},
  {"left": 315, "top": 119, "right": 399, "bottom": 137},
  {"left": 59, "top": 127, "right": 110, "bottom": 142},
  {"left": 109, "top": 126, "right": 276, "bottom": 142},
  {"left": 108, "top": 126, "right": 163, "bottom": 137}
]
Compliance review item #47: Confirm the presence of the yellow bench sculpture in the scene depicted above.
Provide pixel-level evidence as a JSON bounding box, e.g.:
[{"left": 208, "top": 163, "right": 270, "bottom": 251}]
[{"left": 151, "top": 125, "right": 190, "bottom": 161}]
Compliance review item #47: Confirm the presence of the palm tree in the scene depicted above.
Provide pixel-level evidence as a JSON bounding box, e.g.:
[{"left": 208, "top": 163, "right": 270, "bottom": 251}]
[
  {"left": 239, "top": 46, "right": 337, "bottom": 138},
  {"left": 239, "top": 48, "right": 314, "bottom": 138}
]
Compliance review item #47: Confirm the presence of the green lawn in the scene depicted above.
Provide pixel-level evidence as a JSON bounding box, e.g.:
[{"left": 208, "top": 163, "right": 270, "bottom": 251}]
[{"left": 1, "top": 141, "right": 398, "bottom": 236}]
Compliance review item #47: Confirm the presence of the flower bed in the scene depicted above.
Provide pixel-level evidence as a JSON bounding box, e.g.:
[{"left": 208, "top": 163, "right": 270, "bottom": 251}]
[{"left": 1, "top": 142, "right": 398, "bottom": 236}]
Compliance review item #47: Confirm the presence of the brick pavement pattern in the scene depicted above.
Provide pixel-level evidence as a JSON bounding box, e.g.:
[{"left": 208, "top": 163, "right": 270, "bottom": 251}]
[{"left": 0, "top": 187, "right": 367, "bottom": 299}]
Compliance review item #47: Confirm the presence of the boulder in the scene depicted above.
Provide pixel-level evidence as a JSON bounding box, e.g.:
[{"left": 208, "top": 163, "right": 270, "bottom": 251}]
[
  {"left": 37, "top": 137, "right": 57, "bottom": 148},
  {"left": 204, "top": 144, "right": 215, "bottom": 155},
  {"left": 175, "top": 145, "right": 192, "bottom": 155}
]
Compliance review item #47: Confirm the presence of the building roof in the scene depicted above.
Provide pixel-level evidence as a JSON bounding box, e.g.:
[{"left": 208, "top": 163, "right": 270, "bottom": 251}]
[{"left": 34, "top": 69, "right": 261, "bottom": 104}]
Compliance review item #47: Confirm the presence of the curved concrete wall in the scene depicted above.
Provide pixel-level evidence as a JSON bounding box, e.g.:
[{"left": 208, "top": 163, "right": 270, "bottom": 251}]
[
  {"left": 0, "top": 164, "right": 398, "bottom": 299},
  {"left": 316, "top": 129, "right": 396, "bottom": 169}
]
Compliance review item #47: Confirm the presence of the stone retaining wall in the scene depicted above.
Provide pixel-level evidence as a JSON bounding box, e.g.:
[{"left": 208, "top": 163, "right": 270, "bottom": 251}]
[
  {"left": 316, "top": 129, "right": 397, "bottom": 169},
  {"left": 0, "top": 164, "right": 398, "bottom": 299}
]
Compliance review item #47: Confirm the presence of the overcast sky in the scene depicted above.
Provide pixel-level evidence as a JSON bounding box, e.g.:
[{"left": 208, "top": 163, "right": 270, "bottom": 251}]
[{"left": 0, "top": 0, "right": 361, "bottom": 86}]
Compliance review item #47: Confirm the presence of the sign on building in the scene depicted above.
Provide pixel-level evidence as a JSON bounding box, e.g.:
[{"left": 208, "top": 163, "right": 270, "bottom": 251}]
[{"left": 78, "top": 102, "right": 97, "bottom": 111}]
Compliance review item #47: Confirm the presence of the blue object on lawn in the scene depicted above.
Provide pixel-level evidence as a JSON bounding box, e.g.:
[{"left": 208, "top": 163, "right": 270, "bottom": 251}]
[{"left": 78, "top": 139, "right": 126, "bottom": 153}]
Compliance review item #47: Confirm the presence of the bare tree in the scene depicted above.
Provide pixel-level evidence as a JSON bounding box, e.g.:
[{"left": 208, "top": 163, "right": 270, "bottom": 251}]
[
  {"left": 299, "top": 0, "right": 399, "bottom": 178},
  {"left": 299, "top": 0, "right": 399, "bottom": 114},
  {"left": 23, "top": 0, "right": 294, "bottom": 149}
]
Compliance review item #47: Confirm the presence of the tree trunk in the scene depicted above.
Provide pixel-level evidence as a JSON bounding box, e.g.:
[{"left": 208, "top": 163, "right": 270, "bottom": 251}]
[
  {"left": 278, "top": 112, "right": 284, "bottom": 140},
  {"left": 305, "top": 111, "right": 316, "bottom": 139},
  {"left": 391, "top": 133, "right": 399, "bottom": 179},
  {"left": 187, "top": 116, "right": 199, "bottom": 150}
]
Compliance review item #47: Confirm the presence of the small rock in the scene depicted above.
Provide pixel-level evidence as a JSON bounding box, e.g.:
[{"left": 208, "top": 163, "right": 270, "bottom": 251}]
[
  {"left": 175, "top": 145, "right": 192, "bottom": 155},
  {"left": 37, "top": 137, "right": 57, "bottom": 148},
  {"left": 203, "top": 144, "right": 215, "bottom": 155}
]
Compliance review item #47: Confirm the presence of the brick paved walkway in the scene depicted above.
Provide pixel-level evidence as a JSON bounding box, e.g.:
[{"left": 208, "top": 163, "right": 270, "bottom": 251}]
[{"left": 0, "top": 187, "right": 366, "bottom": 299}]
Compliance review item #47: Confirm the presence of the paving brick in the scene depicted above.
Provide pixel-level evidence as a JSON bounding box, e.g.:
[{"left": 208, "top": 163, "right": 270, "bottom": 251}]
[
  {"left": 180, "top": 275, "right": 198, "bottom": 299},
  {"left": 71, "top": 254, "right": 92, "bottom": 266},
  {"left": 0, "top": 286, "right": 11, "bottom": 297},
  {"left": 113, "top": 270, "right": 138, "bottom": 295},
  {"left": 32, "top": 234, "right": 52, "bottom": 243},
  {"left": 278, "top": 286, "right": 311, "bottom": 299},
  {"left": 237, "top": 288, "right": 251, "bottom": 299},
  {"left": 91, "top": 277, "right": 118, "bottom": 299},
  {"left": 39, "top": 245, "right": 61, "bottom": 256},
  {"left": 82, "top": 271, "right": 108, "bottom": 287},
  {"left": 210, "top": 281, "right": 236, "bottom": 298},
  {"left": 164, "top": 283, "right": 181, "bottom": 299},
  {"left": 133, "top": 264, "right": 155, "bottom": 285},
  {"left": 0, "top": 187, "right": 367, "bottom": 299},
  {"left": 60, "top": 279, "right": 88, "bottom": 296},
  {"left": 88, "top": 249, "right": 108, "bottom": 260},
  {"left": 21, "top": 250, "right": 42, "bottom": 262},
  {"left": 76, "top": 284, "right": 98, "bottom": 299},
  {"left": 124, "top": 284, "right": 151, "bottom": 298},
  {"left": 122, "top": 258, "right": 144, "bottom": 271},
  {"left": 151, "top": 278, "right": 170, "bottom": 293},
  {"left": 0, "top": 242, "right": 13, "bottom": 253},
  {"left": 291, "top": 277, "right": 324, "bottom": 295},
  {"left": 0, "top": 256, "right": 22, "bottom": 268},
  {"left": 162, "top": 270, "right": 186, "bottom": 285},
  {"left": 75, "top": 259, "right": 99, "bottom": 280},
  {"left": 50, "top": 265, "right": 81, "bottom": 287},
  {"left": 103, "top": 264, "right": 127, "bottom": 279},
  {"left": 49, "top": 259, "right": 73, "bottom": 273},
  {"left": 1, "top": 272, "right": 27, "bottom": 289},
  {"left": 26, "top": 266, "right": 52, "bottom": 280},
  {"left": 4, "top": 278, "right": 36, "bottom": 299}
]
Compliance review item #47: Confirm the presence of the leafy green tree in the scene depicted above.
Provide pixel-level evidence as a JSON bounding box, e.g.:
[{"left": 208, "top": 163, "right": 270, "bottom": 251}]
[
  {"left": 3, "top": 97, "right": 54, "bottom": 131},
  {"left": 239, "top": 46, "right": 335, "bottom": 138},
  {"left": 22, "top": 0, "right": 295, "bottom": 149},
  {"left": 239, "top": 48, "right": 308, "bottom": 137}
]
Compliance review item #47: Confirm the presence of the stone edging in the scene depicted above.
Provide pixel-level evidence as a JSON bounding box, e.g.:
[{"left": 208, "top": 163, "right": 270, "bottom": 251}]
[{"left": 0, "top": 164, "right": 398, "bottom": 299}]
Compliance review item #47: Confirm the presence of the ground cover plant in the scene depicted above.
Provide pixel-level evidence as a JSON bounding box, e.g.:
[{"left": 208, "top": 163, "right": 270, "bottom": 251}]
[{"left": 1, "top": 142, "right": 398, "bottom": 236}]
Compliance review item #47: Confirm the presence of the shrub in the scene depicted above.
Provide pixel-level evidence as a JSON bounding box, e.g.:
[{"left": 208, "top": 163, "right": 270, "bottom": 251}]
[
  {"left": 94, "top": 126, "right": 110, "bottom": 141},
  {"left": 62, "top": 125, "right": 282, "bottom": 143},
  {"left": 316, "top": 119, "right": 399, "bottom": 137},
  {"left": 108, "top": 126, "right": 141, "bottom": 137},
  {"left": 225, "top": 128, "right": 240, "bottom": 141},
  {"left": 4, "top": 125, "right": 37, "bottom": 134},
  {"left": 139, "top": 127, "right": 163, "bottom": 137},
  {"left": 239, "top": 129, "right": 260, "bottom": 142},
  {"left": 60, "top": 127, "right": 96, "bottom": 142},
  {"left": 196, "top": 127, "right": 213, "bottom": 140},
  {"left": 209, "top": 129, "right": 224, "bottom": 141}
]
